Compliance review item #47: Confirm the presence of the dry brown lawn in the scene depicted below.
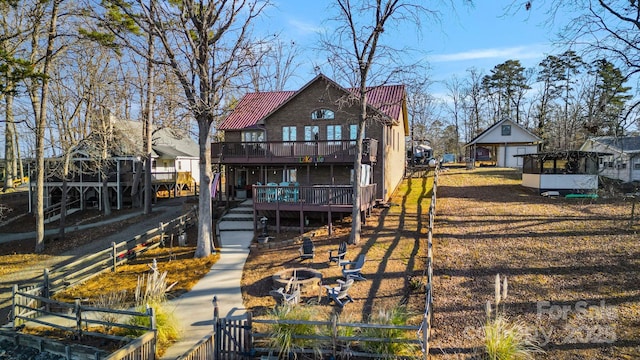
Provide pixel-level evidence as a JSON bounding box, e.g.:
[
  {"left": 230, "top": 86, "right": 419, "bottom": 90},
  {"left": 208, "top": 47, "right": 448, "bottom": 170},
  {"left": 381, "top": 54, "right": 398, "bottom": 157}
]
[
  {"left": 430, "top": 167, "right": 640, "bottom": 360},
  {"left": 5, "top": 168, "right": 638, "bottom": 359},
  {"left": 241, "top": 174, "right": 434, "bottom": 325}
]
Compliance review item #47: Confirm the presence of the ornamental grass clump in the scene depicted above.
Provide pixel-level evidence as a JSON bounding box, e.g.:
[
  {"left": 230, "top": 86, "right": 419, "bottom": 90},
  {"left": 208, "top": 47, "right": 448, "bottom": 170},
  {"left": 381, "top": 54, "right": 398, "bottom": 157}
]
[
  {"left": 119, "top": 259, "right": 180, "bottom": 354},
  {"left": 267, "top": 305, "right": 322, "bottom": 360},
  {"left": 484, "top": 274, "right": 543, "bottom": 360},
  {"left": 360, "top": 305, "right": 420, "bottom": 358}
]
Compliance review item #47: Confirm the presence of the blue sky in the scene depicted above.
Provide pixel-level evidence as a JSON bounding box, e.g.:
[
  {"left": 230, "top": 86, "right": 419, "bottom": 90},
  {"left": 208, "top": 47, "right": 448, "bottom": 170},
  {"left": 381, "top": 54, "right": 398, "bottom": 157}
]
[{"left": 263, "top": 1, "right": 568, "bottom": 96}]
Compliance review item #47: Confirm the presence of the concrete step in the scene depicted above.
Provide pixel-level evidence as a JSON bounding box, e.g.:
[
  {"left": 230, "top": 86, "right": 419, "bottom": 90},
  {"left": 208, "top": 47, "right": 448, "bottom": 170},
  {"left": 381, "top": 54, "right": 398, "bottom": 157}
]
[
  {"left": 221, "top": 213, "right": 253, "bottom": 221},
  {"left": 218, "top": 220, "right": 254, "bottom": 231},
  {"left": 228, "top": 207, "right": 253, "bottom": 214}
]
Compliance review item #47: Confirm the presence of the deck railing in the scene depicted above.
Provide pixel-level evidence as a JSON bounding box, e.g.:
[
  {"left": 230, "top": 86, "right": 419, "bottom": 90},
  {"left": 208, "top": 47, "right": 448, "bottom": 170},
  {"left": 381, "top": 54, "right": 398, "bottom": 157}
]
[
  {"left": 212, "top": 138, "right": 378, "bottom": 164},
  {"left": 252, "top": 184, "right": 376, "bottom": 208}
]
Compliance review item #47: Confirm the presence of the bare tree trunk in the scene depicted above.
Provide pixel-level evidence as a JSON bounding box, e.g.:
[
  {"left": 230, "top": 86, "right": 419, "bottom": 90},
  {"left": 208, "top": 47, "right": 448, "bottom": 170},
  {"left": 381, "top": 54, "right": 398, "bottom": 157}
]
[
  {"left": 3, "top": 93, "right": 16, "bottom": 191},
  {"left": 195, "top": 118, "right": 214, "bottom": 257},
  {"left": 143, "top": 0, "right": 155, "bottom": 215},
  {"left": 35, "top": 0, "right": 60, "bottom": 253}
]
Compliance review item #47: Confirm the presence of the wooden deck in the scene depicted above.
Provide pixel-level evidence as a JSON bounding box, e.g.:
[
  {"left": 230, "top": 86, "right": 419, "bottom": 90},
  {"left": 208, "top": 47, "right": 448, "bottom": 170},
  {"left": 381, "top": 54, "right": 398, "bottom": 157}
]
[
  {"left": 251, "top": 184, "right": 377, "bottom": 233},
  {"left": 212, "top": 139, "right": 378, "bottom": 164}
]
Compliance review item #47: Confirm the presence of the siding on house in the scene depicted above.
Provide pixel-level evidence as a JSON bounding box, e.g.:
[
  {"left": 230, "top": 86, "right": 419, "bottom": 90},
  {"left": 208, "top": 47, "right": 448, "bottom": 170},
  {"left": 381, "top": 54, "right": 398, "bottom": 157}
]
[{"left": 580, "top": 136, "right": 640, "bottom": 182}]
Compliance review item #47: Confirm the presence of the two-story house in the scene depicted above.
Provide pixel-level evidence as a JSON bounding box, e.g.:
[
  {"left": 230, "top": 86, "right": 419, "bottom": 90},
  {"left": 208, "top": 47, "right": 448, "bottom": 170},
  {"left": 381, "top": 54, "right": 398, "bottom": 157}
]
[{"left": 212, "top": 74, "right": 408, "bottom": 233}]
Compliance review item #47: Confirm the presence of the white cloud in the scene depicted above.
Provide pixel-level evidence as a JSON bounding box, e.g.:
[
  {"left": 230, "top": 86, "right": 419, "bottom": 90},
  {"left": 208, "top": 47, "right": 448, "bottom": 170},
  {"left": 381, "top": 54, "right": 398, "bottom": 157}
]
[
  {"left": 430, "top": 45, "right": 548, "bottom": 63},
  {"left": 288, "top": 19, "right": 324, "bottom": 35}
]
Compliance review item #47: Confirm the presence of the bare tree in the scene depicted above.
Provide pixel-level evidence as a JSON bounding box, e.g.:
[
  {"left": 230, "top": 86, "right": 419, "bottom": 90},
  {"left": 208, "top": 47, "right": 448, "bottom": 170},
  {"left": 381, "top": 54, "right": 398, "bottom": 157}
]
[
  {"left": 101, "top": 0, "right": 271, "bottom": 257},
  {"left": 445, "top": 75, "right": 464, "bottom": 157},
  {"left": 516, "top": 1, "right": 640, "bottom": 119},
  {"left": 23, "top": 0, "right": 63, "bottom": 253},
  {"left": 324, "top": 0, "right": 452, "bottom": 244},
  {"left": 463, "top": 67, "right": 485, "bottom": 140},
  {"left": 1, "top": 1, "right": 38, "bottom": 191},
  {"left": 246, "top": 38, "right": 303, "bottom": 92}
]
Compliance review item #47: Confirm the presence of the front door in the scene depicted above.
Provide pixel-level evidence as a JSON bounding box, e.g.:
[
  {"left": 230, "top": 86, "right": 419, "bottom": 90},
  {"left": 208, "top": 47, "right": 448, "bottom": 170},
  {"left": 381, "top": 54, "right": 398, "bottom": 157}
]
[{"left": 516, "top": 147, "right": 526, "bottom": 167}]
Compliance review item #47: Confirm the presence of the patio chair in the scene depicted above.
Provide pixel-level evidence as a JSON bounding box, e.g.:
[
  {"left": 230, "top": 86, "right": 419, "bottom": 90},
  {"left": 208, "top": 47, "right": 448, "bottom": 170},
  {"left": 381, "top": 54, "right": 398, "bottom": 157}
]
[
  {"left": 269, "top": 286, "right": 301, "bottom": 306},
  {"left": 299, "top": 237, "right": 315, "bottom": 260},
  {"left": 325, "top": 278, "right": 354, "bottom": 307},
  {"left": 329, "top": 242, "right": 348, "bottom": 265},
  {"left": 341, "top": 254, "right": 366, "bottom": 281}
]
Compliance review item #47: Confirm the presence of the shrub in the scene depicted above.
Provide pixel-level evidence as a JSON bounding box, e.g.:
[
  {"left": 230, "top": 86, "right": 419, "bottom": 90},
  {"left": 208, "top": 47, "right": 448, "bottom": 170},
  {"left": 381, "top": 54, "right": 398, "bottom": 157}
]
[
  {"left": 126, "top": 301, "right": 180, "bottom": 351},
  {"left": 359, "top": 305, "right": 420, "bottom": 358},
  {"left": 91, "top": 290, "right": 128, "bottom": 332},
  {"left": 484, "top": 274, "right": 543, "bottom": 360},
  {"left": 267, "top": 305, "right": 322, "bottom": 360},
  {"left": 484, "top": 316, "right": 540, "bottom": 360}
]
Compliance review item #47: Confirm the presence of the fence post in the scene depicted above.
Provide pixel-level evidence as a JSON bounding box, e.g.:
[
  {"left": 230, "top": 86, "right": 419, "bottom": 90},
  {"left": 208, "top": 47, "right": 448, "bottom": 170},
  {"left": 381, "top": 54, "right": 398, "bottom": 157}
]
[
  {"left": 43, "top": 269, "right": 50, "bottom": 312},
  {"left": 12, "top": 284, "right": 17, "bottom": 329},
  {"left": 147, "top": 305, "right": 157, "bottom": 330},
  {"left": 147, "top": 305, "right": 157, "bottom": 355},
  {"left": 111, "top": 242, "right": 117, "bottom": 272},
  {"left": 75, "top": 299, "right": 82, "bottom": 339},
  {"left": 212, "top": 296, "right": 219, "bottom": 360},
  {"left": 331, "top": 313, "right": 338, "bottom": 359},
  {"left": 245, "top": 311, "right": 253, "bottom": 357}
]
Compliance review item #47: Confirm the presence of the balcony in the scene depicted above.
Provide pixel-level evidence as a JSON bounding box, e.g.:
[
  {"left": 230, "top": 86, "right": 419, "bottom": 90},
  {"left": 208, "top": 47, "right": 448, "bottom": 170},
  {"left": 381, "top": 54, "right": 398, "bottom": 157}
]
[
  {"left": 211, "top": 139, "right": 378, "bottom": 165},
  {"left": 252, "top": 183, "right": 377, "bottom": 213}
]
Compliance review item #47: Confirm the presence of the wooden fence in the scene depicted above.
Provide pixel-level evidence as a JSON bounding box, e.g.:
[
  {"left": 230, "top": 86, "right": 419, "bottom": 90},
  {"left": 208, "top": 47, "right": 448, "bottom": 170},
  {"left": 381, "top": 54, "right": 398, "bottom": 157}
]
[
  {"left": 6, "top": 207, "right": 197, "bottom": 360},
  {"left": 18, "top": 207, "right": 197, "bottom": 296},
  {"left": 10, "top": 287, "right": 156, "bottom": 359},
  {"left": 420, "top": 165, "right": 438, "bottom": 356},
  {"left": 252, "top": 317, "right": 424, "bottom": 359},
  {"left": 176, "top": 334, "right": 214, "bottom": 360}
]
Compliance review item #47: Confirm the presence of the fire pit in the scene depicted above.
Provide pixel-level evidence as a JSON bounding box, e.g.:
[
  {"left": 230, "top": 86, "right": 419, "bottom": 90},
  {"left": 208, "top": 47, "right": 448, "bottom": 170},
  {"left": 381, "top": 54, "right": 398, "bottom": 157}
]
[{"left": 272, "top": 268, "right": 323, "bottom": 296}]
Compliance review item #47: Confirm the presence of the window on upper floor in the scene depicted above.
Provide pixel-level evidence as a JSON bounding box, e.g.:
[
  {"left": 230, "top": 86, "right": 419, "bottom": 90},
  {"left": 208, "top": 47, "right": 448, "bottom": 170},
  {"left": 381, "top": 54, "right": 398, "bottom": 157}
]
[
  {"left": 304, "top": 126, "right": 319, "bottom": 142},
  {"left": 349, "top": 124, "right": 359, "bottom": 145},
  {"left": 242, "top": 130, "right": 264, "bottom": 142},
  {"left": 282, "top": 126, "right": 296, "bottom": 142},
  {"left": 327, "top": 125, "right": 342, "bottom": 144},
  {"left": 501, "top": 124, "right": 511, "bottom": 136},
  {"left": 311, "top": 108, "right": 335, "bottom": 120}
]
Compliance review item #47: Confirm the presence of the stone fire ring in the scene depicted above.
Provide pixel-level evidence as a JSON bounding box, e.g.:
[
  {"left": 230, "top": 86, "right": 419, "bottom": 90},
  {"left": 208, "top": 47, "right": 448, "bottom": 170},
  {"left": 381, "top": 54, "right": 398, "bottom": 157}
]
[{"left": 272, "top": 268, "right": 323, "bottom": 295}]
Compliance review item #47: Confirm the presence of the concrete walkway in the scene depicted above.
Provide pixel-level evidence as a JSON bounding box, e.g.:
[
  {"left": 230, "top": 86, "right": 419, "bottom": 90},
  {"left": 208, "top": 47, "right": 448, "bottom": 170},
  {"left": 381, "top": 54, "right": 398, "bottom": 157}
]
[{"left": 159, "top": 200, "right": 254, "bottom": 360}]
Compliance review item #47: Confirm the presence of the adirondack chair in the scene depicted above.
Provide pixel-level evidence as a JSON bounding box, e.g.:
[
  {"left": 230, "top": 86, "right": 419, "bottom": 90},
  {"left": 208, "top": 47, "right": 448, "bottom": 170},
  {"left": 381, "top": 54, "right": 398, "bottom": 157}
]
[
  {"left": 270, "top": 274, "right": 301, "bottom": 305},
  {"left": 299, "top": 237, "right": 315, "bottom": 260},
  {"left": 269, "top": 287, "right": 301, "bottom": 306},
  {"left": 329, "top": 242, "right": 348, "bottom": 265},
  {"left": 341, "top": 254, "right": 366, "bottom": 280},
  {"left": 325, "top": 278, "right": 354, "bottom": 307}
]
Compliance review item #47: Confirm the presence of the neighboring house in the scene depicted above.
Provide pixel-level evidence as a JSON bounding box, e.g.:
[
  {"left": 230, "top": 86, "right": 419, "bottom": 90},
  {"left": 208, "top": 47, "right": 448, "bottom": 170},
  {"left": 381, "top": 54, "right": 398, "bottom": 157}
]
[
  {"left": 32, "top": 117, "right": 199, "bottom": 213},
  {"left": 580, "top": 136, "right": 640, "bottom": 183},
  {"left": 464, "top": 118, "right": 541, "bottom": 168},
  {"left": 213, "top": 73, "right": 409, "bottom": 232}
]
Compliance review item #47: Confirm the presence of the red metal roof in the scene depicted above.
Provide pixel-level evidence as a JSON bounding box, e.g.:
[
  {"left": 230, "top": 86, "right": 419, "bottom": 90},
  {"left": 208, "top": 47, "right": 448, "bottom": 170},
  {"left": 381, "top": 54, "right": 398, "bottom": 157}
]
[
  {"left": 360, "top": 85, "right": 405, "bottom": 120},
  {"left": 218, "top": 91, "right": 295, "bottom": 130},
  {"left": 218, "top": 80, "right": 405, "bottom": 131}
]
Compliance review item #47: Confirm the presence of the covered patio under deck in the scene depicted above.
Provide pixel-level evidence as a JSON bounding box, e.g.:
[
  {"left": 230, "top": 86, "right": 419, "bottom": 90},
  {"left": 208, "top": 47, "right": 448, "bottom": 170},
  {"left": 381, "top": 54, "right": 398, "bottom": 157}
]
[{"left": 251, "top": 183, "right": 377, "bottom": 234}]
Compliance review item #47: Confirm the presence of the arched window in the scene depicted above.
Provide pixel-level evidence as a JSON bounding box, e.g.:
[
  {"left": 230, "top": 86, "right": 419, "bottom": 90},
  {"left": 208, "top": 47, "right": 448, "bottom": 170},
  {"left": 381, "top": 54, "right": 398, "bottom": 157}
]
[{"left": 311, "top": 108, "right": 335, "bottom": 120}]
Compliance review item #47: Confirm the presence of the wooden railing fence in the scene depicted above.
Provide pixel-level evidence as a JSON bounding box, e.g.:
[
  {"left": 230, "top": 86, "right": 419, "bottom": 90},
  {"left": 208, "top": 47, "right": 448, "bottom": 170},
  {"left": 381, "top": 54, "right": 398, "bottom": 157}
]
[
  {"left": 419, "top": 165, "right": 438, "bottom": 357},
  {"left": 175, "top": 334, "right": 214, "bottom": 360},
  {"left": 252, "top": 317, "right": 424, "bottom": 359},
  {"left": 17, "top": 207, "right": 197, "bottom": 297},
  {"left": 10, "top": 288, "right": 156, "bottom": 359},
  {"left": 44, "top": 198, "right": 81, "bottom": 223}
]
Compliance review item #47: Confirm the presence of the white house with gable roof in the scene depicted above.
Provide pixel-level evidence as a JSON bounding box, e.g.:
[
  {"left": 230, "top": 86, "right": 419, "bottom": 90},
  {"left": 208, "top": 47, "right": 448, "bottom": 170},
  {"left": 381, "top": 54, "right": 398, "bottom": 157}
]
[{"left": 464, "top": 118, "right": 541, "bottom": 168}]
